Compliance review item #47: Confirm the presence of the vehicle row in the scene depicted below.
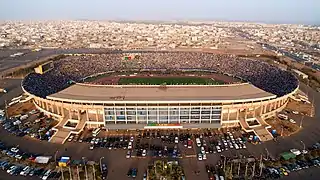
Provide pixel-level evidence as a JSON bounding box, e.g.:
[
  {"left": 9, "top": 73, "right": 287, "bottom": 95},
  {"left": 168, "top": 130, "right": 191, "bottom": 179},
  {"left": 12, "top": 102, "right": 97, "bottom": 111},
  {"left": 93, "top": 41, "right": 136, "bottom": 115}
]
[{"left": 1, "top": 161, "right": 59, "bottom": 180}]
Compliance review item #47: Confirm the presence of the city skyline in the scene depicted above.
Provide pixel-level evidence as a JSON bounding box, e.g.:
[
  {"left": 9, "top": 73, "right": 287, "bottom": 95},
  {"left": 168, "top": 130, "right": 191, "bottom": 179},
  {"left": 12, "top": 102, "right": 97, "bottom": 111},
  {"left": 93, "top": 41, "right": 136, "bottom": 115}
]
[{"left": 0, "top": 0, "right": 319, "bottom": 25}]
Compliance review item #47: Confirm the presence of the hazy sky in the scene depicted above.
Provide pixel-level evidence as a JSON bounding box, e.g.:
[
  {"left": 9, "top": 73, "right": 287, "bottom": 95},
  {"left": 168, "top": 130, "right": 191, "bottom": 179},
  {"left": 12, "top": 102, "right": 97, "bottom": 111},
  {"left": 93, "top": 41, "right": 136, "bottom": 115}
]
[{"left": 0, "top": 0, "right": 319, "bottom": 24}]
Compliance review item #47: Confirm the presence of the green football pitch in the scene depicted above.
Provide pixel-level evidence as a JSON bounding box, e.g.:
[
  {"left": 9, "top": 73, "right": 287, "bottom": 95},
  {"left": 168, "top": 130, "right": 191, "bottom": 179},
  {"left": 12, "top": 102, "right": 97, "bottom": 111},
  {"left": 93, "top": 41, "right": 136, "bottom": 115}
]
[{"left": 118, "top": 77, "right": 224, "bottom": 85}]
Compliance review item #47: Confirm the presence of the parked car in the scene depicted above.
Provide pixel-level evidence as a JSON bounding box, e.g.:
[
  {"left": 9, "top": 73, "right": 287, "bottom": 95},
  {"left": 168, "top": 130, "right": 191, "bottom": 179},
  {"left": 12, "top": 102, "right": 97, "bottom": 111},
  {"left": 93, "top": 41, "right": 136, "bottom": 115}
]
[
  {"left": 131, "top": 168, "right": 137, "bottom": 178},
  {"left": 126, "top": 150, "right": 131, "bottom": 158},
  {"left": 42, "top": 169, "right": 52, "bottom": 180},
  {"left": 142, "top": 149, "right": 147, "bottom": 157}
]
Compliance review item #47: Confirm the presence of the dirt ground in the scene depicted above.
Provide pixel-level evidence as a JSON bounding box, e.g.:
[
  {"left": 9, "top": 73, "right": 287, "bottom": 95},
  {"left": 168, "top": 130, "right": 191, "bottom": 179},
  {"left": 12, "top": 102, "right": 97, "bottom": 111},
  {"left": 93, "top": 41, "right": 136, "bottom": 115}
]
[
  {"left": 267, "top": 117, "right": 300, "bottom": 137},
  {"left": 7, "top": 100, "right": 35, "bottom": 117},
  {"left": 286, "top": 99, "right": 314, "bottom": 117},
  {"left": 266, "top": 98, "right": 314, "bottom": 137}
]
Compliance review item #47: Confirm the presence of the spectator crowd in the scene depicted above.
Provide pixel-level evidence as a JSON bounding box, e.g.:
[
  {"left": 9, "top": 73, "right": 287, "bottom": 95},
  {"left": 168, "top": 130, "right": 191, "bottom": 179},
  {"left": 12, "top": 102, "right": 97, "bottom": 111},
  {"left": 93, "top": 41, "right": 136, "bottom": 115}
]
[{"left": 22, "top": 51, "right": 298, "bottom": 98}]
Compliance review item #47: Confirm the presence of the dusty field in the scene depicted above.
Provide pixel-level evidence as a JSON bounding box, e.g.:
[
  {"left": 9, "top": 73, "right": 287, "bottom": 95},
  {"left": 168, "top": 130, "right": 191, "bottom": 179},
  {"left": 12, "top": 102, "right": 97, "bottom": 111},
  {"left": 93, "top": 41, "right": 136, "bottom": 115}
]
[
  {"left": 286, "top": 99, "right": 314, "bottom": 117},
  {"left": 267, "top": 117, "right": 300, "bottom": 137},
  {"left": 7, "top": 100, "right": 35, "bottom": 117}
]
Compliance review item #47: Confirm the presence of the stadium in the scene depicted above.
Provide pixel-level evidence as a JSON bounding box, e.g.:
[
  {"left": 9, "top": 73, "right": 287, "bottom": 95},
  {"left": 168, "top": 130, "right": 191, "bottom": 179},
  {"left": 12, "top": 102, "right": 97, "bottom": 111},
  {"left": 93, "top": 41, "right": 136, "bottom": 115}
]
[{"left": 22, "top": 51, "right": 299, "bottom": 143}]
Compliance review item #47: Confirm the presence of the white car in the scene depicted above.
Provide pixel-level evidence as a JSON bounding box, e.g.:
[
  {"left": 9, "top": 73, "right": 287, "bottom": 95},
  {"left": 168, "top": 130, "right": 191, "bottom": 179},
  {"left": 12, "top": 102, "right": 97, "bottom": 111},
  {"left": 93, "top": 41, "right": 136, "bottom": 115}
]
[
  {"left": 7, "top": 165, "right": 17, "bottom": 173},
  {"left": 126, "top": 150, "right": 131, "bottom": 158},
  {"left": 234, "top": 144, "right": 239, "bottom": 150},
  {"left": 128, "top": 142, "right": 132, "bottom": 149},
  {"left": 290, "top": 149, "right": 301, "bottom": 156},
  {"left": 67, "top": 135, "right": 74, "bottom": 142},
  {"left": 42, "top": 170, "right": 51, "bottom": 180},
  {"left": 10, "top": 147, "right": 19, "bottom": 153},
  {"left": 292, "top": 111, "right": 299, "bottom": 114},
  {"left": 242, "top": 144, "right": 247, "bottom": 149},
  {"left": 202, "top": 154, "right": 207, "bottom": 160},
  {"left": 89, "top": 144, "right": 94, "bottom": 150},
  {"left": 20, "top": 166, "right": 30, "bottom": 176},
  {"left": 174, "top": 137, "right": 179, "bottom": 144},
  {"left": 142, "top": 149, "right": 147, "bottom": 157},
  {"left": 216, "top": 146, "right": 221, "bottom": 153},
  {"left": 196, "top": 138, "right": 201, "bottom": 147},
  {"left": 130, "top": 136, "right": 134, "bottom": 142},
  {"left": 200, "top": 147, "right": 205, "bottom": 154},
  {"left": 289, "top": 119, "right": 296, "bottom": 124},
  {"left": 197, "top": 154, "right": 203, "bottom": 161},
  {"left": 15, "top": 154, "right": 22, "bottom": 160},
  {"left": 143, "top": 172, "right": 147, "bottom": 180}
]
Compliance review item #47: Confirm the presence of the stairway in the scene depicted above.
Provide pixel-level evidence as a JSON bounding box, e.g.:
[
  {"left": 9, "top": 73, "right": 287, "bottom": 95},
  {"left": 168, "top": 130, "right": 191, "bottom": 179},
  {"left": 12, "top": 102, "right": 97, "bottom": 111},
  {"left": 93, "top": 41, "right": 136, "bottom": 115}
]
[{"left": 238, "top": 111, "right": 273, "bottom": 142}]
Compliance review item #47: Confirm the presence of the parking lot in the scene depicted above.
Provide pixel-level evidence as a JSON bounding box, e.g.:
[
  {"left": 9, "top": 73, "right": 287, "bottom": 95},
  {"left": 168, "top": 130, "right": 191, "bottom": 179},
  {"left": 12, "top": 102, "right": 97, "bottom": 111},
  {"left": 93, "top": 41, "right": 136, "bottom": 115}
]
[
  {"left": 64, "top": 127, "right": 259, "bottom": 162},
  {"left": 1, "top": 106, "right": 57, "bottom": 142}
]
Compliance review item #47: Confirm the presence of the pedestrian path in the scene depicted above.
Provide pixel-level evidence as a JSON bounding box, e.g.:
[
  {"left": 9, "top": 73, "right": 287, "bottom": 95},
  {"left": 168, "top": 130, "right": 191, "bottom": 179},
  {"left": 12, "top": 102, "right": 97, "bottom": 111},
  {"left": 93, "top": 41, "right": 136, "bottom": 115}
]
[
  {"left": 238, "top": 112, "right": 273, "bottom": 142},
  {"left": 49, "top": 111, "right": 86, "bottom": 144}
]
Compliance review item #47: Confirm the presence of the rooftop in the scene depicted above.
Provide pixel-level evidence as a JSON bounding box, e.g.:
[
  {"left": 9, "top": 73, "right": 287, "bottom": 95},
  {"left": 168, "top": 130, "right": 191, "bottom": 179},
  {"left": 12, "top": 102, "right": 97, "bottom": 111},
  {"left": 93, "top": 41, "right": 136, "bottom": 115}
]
[{"left": 47, "top": 83, "right": 276, "bottom": 103}]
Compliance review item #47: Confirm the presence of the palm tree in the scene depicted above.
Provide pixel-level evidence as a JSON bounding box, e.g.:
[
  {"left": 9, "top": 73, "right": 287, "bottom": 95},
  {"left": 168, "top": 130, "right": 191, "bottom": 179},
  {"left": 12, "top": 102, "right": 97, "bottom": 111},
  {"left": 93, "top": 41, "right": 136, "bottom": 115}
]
[
  {"left": 311, "top": 150, "right": 319, "bottom": 158},
  {"left": 225, "top": 166, "right": 233, "bottom": 180},
  {"left": 296, "top": 155, "right": 306, "bottom": 161}
]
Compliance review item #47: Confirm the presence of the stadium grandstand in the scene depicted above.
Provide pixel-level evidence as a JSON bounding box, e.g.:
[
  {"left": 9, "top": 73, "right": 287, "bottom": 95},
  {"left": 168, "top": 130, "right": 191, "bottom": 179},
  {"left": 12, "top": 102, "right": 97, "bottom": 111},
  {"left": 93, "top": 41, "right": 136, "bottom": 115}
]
[{"left": 22, "top": 51, "right": 299, "bottom": 144}]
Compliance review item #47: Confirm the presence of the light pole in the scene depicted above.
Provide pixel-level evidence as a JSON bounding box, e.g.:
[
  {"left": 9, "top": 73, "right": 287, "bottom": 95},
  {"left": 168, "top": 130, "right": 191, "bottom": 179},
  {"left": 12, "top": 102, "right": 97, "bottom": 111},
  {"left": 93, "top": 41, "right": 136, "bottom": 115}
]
[
  {"left": 54, "top": 150, "right": 59, "bottom": 164},
  {"left": 244, "top": 162, "right": 248, "bottom": 178},
  {"left": 77, "top": 166, "right": 80, "bottom": 180},
  {"left": 252, "top": 162, "right": 256, "bottom": 178},
  {"left": 301, "top": 140, "right": 306, "bottom": 151},
  {"left": 60, "top": 166, "right": 65, "bottom": 180},
  {"left": 82, "top": 157, "right": 88, "bottom": 180},
  {"left": 259, "top": 155, "right": 263, "bottom": 177},
  {"left": 68, "top": 166, "right": 72, "bottom": 180},
  {"left": 223, "top": 156, "right": 226, "bottom": 172},
  {"left": 300, "top": 115, "right": 304, "bottom": 128},
  {"left": 265, "top": 148, "right": 270, "bottom": 160},
  {"left": 4, "top": 100, "right": 9, "bottom": 119},
  {"left": 92, "top": 164, "right": 96, "bottom": 180},
  {"left": 99, "top": 157, "right": 104, "bottom": 173}
]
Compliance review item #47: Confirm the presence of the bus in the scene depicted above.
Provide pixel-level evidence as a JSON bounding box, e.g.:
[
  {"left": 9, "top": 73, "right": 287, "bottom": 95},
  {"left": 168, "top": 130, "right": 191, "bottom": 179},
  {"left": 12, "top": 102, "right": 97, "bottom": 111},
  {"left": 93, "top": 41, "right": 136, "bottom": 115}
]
[{"left": 92, "top": 128, "right": 101, "bottom": 137}]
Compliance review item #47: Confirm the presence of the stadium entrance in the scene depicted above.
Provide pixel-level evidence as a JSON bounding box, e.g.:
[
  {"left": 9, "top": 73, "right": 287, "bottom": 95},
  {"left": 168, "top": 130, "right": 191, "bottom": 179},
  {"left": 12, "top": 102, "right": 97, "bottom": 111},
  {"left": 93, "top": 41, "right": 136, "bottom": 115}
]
[{"left": 144, "top": 124, "right": 183, "bottom": 129}]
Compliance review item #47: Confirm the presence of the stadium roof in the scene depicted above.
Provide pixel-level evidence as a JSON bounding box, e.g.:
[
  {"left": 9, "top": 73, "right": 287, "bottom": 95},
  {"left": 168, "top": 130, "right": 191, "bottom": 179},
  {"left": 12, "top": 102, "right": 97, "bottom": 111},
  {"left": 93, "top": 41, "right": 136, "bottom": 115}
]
[{"left": 46, "top": 83, "right": 276, "bottom": 103}]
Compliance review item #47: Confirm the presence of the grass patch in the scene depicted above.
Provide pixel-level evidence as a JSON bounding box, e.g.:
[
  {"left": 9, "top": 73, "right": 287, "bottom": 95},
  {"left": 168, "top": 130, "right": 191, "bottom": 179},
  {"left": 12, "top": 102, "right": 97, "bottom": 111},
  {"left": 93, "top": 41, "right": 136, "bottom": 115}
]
[{"left": 118, "top": 77, "right": 223, "bottom": 85}]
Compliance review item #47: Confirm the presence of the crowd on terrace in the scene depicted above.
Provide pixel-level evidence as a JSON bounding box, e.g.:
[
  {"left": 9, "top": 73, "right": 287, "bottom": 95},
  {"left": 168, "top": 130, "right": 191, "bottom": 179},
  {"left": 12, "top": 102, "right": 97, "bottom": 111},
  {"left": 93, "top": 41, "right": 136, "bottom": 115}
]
[{"left": 23, "top": 52, "right": 298, "bottom": 98}]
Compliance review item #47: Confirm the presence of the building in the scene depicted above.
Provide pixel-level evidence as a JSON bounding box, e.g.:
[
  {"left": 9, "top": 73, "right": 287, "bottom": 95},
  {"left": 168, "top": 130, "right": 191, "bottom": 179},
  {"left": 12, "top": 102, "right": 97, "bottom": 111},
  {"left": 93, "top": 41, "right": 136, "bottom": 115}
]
[{"left": 23, "top": 82, "right": 298, "bottom": 144}]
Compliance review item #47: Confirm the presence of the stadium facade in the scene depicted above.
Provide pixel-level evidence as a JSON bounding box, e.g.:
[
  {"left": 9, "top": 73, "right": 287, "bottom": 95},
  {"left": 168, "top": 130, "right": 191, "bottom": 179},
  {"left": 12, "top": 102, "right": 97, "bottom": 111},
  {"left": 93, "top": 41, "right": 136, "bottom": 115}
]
[{"left": 23, "top": 82, "right": 297, "bottom": 130}]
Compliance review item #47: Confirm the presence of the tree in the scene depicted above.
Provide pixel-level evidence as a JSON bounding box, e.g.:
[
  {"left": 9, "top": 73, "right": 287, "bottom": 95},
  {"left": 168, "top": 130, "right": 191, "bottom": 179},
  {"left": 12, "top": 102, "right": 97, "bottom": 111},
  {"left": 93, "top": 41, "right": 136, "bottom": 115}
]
[
  {"left": 273, "top": 160, "right": 282, "bottom": 167},
  {"left": 304, "top": 153, "right": 313, "bottom": 161},
  {"left": 263, "top": 160, "right": 274, "bottom": 167},
  {"left": 288, "top": 158, "right": 296, "bottom": 164},
  {"left": 296, "top": 155, "right": 305, "bottom": 161},
  {"left": 225, "top": 165, "right": 233, "bottom": 180},
  {"left": 311, "top": 150, "right": 319, "bottom": 158}
]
